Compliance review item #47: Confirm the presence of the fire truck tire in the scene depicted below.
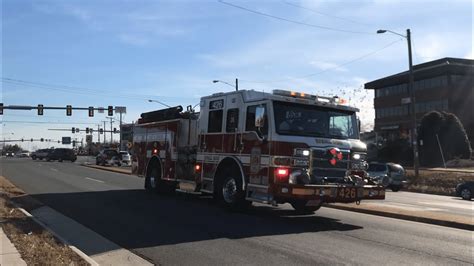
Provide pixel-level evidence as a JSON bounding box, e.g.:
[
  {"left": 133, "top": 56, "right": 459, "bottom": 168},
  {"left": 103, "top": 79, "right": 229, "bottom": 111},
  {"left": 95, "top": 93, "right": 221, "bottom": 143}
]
[
  {"left": 216, "top": 173, "right": 250, "bottom": 209},
  {"left": 290, "top": 200, "right": 321, "bottom": 214},
  {"left": 145, "top": 163, "right": 176, "bottom": 194}
]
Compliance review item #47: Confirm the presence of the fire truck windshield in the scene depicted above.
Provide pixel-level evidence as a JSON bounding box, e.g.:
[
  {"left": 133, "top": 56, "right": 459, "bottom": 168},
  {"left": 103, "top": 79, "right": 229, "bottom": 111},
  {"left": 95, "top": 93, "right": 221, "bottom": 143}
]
[{"left": 273, "top": 101, "right": 359, "bottom": 139}]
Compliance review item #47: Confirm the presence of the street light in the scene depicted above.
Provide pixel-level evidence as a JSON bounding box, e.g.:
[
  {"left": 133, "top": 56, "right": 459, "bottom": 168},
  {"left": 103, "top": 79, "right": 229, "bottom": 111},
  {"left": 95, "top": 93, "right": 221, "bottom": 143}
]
[
  {"left": 147, "top": 99, "right": 171, "bottom": 108},
  {"left": 213, "top": 78, "right": 239, "bottom": 91},
  {"left": 377, "top": 28, "right": 419, "bottom": 177}
]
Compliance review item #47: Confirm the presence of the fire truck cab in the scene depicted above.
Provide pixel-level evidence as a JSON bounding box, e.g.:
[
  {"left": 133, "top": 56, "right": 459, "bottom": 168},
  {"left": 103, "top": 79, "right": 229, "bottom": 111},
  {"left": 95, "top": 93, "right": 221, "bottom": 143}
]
[{"left": 132, "top": 89, "right": 385, "bottom": 213}]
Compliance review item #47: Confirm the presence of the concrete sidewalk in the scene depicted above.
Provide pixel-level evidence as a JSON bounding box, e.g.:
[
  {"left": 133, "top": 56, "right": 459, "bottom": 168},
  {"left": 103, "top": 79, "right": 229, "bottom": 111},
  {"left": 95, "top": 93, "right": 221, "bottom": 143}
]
[{"left": 0, "top": 228, "right": 27, "bottom": 266}]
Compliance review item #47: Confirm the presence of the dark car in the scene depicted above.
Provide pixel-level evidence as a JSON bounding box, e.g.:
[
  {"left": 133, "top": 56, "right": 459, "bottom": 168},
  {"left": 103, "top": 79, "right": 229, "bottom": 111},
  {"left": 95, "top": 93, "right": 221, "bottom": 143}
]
[
  {"left": 96, "top": 149, "right": 121, "bottom": 166},
  {"left": 46, "top": 148, "right": 77, "bottom": 162},
  {"left": 367, "top": 162, "right": 407, "bottom": 192},
  {"left": 455, "top": 181, "right": 473, "bottom": 200},
  {"left": 31, "top": 149, "right": 52, "bottom": 160}
]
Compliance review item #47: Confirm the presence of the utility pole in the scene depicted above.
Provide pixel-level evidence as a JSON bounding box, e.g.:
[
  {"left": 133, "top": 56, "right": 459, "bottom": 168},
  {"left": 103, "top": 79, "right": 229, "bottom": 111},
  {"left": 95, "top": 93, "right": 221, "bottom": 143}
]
[
  {"left": 97, "top": 124, "right": 100, "bottom": 143},
  {"left": 103, "top": 121, "right": 107, "bottom": 144},
  {"left": 235, "top": 78, "right": 239, "bottom": 91},
  {"left": 108, "top": 117, "right": 114, "bottom": 144},
  {"left": 406, "top": 29, "right": 420, "bottom": 177},
  {"left": 119, "top": 112, "right": 123, "bottom": 150}
]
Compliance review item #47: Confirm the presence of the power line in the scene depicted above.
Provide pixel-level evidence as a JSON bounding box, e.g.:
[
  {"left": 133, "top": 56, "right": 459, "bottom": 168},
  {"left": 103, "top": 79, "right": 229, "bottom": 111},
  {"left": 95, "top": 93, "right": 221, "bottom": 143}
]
[
  {"left": 1, "top": 78, "right": 196, "bottom": 102},
  {"left": 218, "top": 0, "right": 374, "bottom": 35},
  {"left": 1, "top": 121, "right": 98, "bottom": 125},
  {"left": 282, "top": 1, "right": 372, "bottom": 27},
  {"left": 241, "top": 38, "right": 403, "bottom": 84}
]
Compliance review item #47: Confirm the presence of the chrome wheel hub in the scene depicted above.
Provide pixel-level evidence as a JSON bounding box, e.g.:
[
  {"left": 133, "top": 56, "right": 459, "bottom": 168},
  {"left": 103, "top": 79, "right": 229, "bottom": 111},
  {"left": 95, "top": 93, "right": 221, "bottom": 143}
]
[
  {"left": 461, "top": 188, "right": 471, "bottom": 199},
  {"left": 150, "top": 176, "right": 156, "bottom": 189},
  {"left": 222, "top": 178, "right": 237, "bottom": 204}
]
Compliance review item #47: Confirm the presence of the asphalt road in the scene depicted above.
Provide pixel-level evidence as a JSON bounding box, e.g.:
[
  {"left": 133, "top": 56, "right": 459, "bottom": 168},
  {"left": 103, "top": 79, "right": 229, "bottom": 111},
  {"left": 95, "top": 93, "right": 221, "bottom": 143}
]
[{"left": 1, "top": 158, "right": 472, "bottom": 265}]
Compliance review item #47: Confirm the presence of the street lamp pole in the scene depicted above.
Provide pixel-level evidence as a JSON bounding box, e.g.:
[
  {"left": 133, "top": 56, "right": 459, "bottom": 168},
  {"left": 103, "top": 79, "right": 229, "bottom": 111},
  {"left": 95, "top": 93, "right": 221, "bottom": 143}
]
[
  {"left": 377, "top": 28, "right": 419, "bottom": 177},
  {"left": 213, "top": 79, "right": 239, "bottom": 91}
]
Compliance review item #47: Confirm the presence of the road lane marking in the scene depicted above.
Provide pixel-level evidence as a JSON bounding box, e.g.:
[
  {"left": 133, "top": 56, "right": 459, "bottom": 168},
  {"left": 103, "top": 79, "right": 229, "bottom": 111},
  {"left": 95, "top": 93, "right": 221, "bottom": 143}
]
[
  {"left": 50, "top": 168, "right": 58, "bottom": 172},
  {"left": 38, "top": 164, "right": 43, "bottom": 167},
  {"left": 85, "top": 177, "right": 105, "bottom": 183}
]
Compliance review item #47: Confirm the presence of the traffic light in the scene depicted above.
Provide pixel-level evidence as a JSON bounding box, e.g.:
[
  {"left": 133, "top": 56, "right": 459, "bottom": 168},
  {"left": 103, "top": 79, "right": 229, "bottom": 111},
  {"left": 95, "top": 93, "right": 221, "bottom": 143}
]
[
  {"left": 21, "top": 138, "right": 24, "bottom": 142},
  {"left": 113, "top": 127, "right": 117, "bottom": 133},
  {"left": 90, "top": 128, "right": 94, "bottom": 134},
  {"left": 72, "top": 140, "right": 76, "bottom": 147},
  {"left": 107, "top": 106, "right": 113, "bottom": 116},
  {"left": 38, "top": 104, "right": 44, "bottom": 115},
  {"left": 31, "top": 138, "right": 33, "bottom": 142},
  {"left": 66, "top": 105, "right": 72, "bottom": 116},
  {"left": 99, "top": 128, "right": 103, "bottom": 134},
  {"left": 75, "top": 128, "right": 79, "bottom": 133},
  {"left": 0, "top": 103, "right": 4, "bottom": 115},
  {"left": 72, "top": 127, "right": 75, "bottom": 133},
  {"left": 40, "top": 138, "right": 44, "bottom": 142},
  {"left": 86, "top": 127, "right": 90, "bottom": 134},
  {"left": 88, "top": 106, "right": 94, "bottom": 117}
]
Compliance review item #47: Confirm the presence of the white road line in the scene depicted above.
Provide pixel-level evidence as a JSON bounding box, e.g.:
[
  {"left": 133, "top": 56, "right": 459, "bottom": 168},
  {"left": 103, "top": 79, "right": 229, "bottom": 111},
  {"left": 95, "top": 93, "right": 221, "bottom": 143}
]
[
  {"left": 50, "top": 168, "right": 58, "bottom": 172},
  {"left": 418, "top": 201, "right": 474, "bottom": 210},
  {"left": 38, "top": 164, "right": 43, "bottom": 167},
  {"left": 85, "top": 177, "right": 105, "bottom": 183}
]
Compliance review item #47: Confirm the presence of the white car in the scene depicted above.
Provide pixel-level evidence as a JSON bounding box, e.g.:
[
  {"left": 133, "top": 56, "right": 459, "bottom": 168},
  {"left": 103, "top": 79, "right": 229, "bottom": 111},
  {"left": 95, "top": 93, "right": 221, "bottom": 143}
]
[{"left": 119, "top": 151, "right": 131, "bottom": 166}]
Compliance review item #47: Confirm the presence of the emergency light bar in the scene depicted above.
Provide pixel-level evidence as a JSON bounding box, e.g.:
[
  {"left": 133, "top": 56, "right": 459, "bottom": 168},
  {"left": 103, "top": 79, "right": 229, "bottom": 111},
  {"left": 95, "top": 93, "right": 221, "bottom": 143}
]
[{"left": 272, "top": 90, "right": 347, "bottom": 105}]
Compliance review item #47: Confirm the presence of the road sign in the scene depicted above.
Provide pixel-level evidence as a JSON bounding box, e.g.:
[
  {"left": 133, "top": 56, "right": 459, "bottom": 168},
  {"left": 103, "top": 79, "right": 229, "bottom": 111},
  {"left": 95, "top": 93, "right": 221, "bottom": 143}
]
[
  {"left": 86, "top": 135, "right": 93, "bottom": 143},
  {"left": 62, "top": 137, "right": 71, "bottom": 145},
  {"left": 115, "top": 106, "right": 127, "bottom": 114},
  {"left": 98, "top": 107, "right": 105, "bottom": 113}
]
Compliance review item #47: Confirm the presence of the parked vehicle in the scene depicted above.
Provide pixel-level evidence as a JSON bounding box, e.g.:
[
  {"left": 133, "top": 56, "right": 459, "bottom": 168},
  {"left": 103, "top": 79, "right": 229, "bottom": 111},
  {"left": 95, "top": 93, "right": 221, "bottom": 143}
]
[
  {"left": 456, "top": 181, "right": 473, "bottom": 200},
  {"left": 367, "top": 162, "right": 407, "bottom": 192},
  {"left": 16, "top": 152, "right": 30, "bottom": 158},
  {"left": 46, "top": 148, "right": 77, "bottom": 162},
  {"left": 132, "top": 89, "right": 385, "bottom": 213},
  {"left": 119, "top": 151, "right": 131, "bottom": 166},
  {"left": 96, "top": 149, "right": 121, "bottom": 166},
  {"left": 31, "top": 149, "right": 52, "bottom": 160}
]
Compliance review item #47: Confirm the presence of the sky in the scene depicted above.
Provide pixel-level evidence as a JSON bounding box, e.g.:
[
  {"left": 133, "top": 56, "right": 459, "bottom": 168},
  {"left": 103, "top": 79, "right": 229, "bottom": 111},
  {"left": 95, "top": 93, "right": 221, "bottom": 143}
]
[{"left": 1, "top": 0, "right": 472, "bottom": 150}]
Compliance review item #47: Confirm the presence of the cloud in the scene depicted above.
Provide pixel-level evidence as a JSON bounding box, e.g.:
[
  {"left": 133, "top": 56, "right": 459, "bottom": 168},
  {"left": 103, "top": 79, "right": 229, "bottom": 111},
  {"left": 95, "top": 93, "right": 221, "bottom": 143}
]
[{"left": 309, "top": 60, "right": 348, "bottom": 72}]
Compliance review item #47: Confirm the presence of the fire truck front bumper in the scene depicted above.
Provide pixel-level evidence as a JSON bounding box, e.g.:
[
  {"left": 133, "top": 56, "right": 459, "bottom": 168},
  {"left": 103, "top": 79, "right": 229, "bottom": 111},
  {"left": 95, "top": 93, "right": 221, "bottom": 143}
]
[{"left": 276, "top": 184, "right": 385, "bottom": 203}]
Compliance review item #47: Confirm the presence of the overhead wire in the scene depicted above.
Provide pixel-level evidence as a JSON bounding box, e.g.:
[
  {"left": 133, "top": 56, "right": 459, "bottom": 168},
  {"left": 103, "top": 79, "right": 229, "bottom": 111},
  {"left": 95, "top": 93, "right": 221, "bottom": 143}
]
[
  {"left": 241, "top": 38, "right": 403, "bottom": 84},
  {"left": 217, "top": 0, "right": 375, "bottom": 35},
  {"left": 282, "top": 1, "right": 372, "bottom": 27}
]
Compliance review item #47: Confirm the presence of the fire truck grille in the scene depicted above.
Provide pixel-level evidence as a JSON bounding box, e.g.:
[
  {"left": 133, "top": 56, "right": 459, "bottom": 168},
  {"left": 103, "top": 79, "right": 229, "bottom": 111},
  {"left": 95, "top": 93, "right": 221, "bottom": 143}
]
[{"left": 310, "top": 149, "right": 350, "bottom": 183}]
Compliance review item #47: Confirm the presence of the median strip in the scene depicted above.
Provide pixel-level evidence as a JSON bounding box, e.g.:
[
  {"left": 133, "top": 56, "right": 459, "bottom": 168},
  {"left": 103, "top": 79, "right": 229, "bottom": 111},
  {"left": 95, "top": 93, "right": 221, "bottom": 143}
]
[
  {"left": 324, "top": 202, "right": 473, "bottom": 231},
  {"left": 82, "top": 164, "right": 131, "bottom": 175}
]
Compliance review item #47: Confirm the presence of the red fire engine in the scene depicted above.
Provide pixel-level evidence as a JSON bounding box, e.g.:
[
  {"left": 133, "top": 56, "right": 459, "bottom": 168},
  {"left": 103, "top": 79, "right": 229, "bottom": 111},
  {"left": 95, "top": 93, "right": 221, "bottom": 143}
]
[{"left": 132, "top": 89, "right": 385, "bottom": 213}]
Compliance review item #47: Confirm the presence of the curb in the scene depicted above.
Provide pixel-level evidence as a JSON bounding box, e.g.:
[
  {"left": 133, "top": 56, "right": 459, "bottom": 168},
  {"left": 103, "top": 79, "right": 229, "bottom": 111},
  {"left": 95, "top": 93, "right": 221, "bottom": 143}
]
[
  {"left": 82, "top": 164, "right": 131, "bottom": 175},
  {"left": 12, "top": 204, "right": 99, "bottom": 266},
  {"left": 324, "top": 204, "right": 473, "bottom": 231}
]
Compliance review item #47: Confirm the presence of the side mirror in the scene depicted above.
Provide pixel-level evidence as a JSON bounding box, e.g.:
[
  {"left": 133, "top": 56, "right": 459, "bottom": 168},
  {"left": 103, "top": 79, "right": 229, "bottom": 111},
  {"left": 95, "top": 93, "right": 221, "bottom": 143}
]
[{"left": 255, "top": 106, "right": 266, "bottom": 128}]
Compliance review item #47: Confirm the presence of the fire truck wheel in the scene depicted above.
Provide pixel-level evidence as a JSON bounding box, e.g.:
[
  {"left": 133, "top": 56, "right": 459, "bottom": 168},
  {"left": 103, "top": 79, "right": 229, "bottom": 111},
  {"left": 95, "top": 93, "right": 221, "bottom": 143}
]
[
  {"left": 290, "top": 200, "right": 321, "bottom": 214},
  {"left": 217, "top": 175, "right": 249, "bottom": 209},
  {"left": 145, "top": 166, "right": 160, "bottom": 193}
]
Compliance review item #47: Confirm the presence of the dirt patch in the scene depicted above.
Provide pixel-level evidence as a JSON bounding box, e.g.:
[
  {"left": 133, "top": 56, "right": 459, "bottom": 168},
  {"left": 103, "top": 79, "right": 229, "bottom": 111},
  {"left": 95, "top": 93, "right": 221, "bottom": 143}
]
[
  {"left": 405, "top": 169, "right": 474, "bottom": 196},
  {"left": 0, "top": 176, "right": 88, "bottom": 265}
]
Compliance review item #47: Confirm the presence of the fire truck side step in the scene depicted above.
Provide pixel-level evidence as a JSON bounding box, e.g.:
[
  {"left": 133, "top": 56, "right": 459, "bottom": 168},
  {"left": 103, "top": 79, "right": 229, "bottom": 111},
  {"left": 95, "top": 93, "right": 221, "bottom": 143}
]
[{"left": 175, "top": 189, "right": 202, "bottom": 195}]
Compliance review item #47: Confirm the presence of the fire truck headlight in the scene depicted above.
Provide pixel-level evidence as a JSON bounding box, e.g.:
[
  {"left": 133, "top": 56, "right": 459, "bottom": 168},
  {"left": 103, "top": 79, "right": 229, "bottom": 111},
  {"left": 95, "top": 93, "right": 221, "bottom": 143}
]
[
  {"left": 294, "top": 148, "right": 310, "bottom": 157},
  {"left": 352, "top": 153, "right": 361, "bottom": 160},
  {"left": 289, "top": 169, "right": 310, "bottom": 185}
]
